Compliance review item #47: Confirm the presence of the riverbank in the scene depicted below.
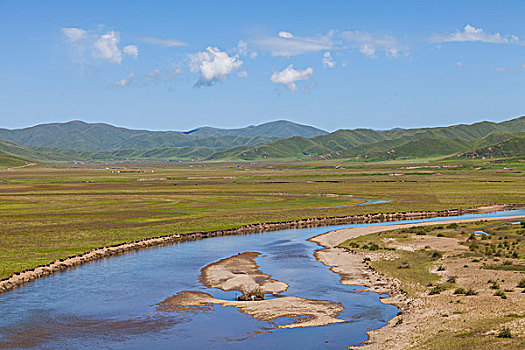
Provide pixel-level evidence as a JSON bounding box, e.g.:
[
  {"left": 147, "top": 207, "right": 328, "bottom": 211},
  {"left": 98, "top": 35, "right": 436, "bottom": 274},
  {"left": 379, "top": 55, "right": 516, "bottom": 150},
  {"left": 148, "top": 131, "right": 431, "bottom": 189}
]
[
  {"left": 310, "top": 215, "right": 525, "bottom": 349},
  {"left": 1, "top": 204, "right": 522, "bottom": 294}
]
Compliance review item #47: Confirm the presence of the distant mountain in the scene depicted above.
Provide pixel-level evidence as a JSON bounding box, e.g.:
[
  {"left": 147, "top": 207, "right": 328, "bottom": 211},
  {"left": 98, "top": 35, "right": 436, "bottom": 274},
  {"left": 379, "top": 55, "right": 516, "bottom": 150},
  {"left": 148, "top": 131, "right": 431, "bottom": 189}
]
[
  {"left": 1, "top": 116, "right": 523, "bottom": 163},
  {"left": 0, "top": 120, "right": 327, "bottom": 152},
  {"left": 183, "top": 120, "right": 327, "bottom": 138},
  {"left": 208, "top": 116, "right": 525, "bottom": 161}
]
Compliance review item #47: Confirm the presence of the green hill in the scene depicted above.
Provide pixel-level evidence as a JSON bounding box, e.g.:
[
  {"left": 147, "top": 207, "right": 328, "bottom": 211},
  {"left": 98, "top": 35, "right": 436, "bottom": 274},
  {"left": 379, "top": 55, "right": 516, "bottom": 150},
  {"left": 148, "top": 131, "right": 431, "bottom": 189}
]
[
  {"left": 450, "top": 136, "right": 525, "bottom": 159},
  {"left": 0, "top": 120, "right": 326, "bottom": 152},
  {"left": 183, "top": 120, "right": 327, "bottom": 138},
  {"left": 209, "top": 116, "right": 525, "bottom": 161},
  {"left": 1, "top": 116, "right": 523, "bottom": 163}
]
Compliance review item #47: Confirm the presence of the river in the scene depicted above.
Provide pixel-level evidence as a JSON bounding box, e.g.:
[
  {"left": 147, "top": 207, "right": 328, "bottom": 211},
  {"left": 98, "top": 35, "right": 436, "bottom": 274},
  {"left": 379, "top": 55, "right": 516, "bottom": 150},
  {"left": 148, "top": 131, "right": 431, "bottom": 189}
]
[{"left": 0, "top": 209, "right": 523, "bottom": 349}]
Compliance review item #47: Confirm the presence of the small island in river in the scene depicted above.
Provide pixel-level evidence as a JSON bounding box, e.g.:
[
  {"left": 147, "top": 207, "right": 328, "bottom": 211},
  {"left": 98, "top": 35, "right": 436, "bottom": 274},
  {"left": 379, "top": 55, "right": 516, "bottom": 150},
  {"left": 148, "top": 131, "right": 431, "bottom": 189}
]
[{"left": 157, "top": 252, "right": 346, "bottom": 328}]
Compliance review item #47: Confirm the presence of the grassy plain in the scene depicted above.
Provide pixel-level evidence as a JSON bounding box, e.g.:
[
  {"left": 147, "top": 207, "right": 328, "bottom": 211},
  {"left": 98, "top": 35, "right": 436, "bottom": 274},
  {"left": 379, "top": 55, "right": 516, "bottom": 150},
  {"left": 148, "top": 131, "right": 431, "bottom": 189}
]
[
  {"left": 339, "top": 220, "right": 525, "bottom": 349},
  {"left": 0, "top": 158, "right": 524, "bottom": 280}
]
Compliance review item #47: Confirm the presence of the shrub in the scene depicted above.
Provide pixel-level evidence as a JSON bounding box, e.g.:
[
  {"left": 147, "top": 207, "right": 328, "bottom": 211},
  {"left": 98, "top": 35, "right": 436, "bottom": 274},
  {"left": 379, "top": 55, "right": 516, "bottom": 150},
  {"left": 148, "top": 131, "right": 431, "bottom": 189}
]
[
  {"left": 447, "top": 276, "right": 456, "bottom": 283},
  {"left": 430, "top": 251, "right": 443, "bottom": 260},
  {"left": 465, "top": 288, "right": 478, "bottom": 296},
  {"left": 497, "top": 326, "right": 512, "bottom": 338},
  {"left": 517, "top": 278, "right": 525, "bottom": 288},
  {"left": 368, "top": 243, "right": 380, "bottom": 251},
  {"left": 447, "top": 223, "right": 458, "bottom": 229},
  {"left": 494, "top": 290, "right": 506, "bottom": 299},
  {"left": 429, "top": 285, "right": 444, "bottom": 295},
  {"left": 454, "top": 288, "right": 466, "bottom": 295},
  {"left": 437, "top": 265, "right": 446, "bottom": 271}
]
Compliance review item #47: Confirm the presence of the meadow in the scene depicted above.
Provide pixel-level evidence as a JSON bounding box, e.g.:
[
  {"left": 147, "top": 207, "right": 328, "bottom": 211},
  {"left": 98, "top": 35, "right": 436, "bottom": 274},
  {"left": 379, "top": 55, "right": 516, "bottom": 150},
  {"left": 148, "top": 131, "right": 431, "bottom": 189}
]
[{"left": 0, "top": 157, "right": 524, "bottom": 280}]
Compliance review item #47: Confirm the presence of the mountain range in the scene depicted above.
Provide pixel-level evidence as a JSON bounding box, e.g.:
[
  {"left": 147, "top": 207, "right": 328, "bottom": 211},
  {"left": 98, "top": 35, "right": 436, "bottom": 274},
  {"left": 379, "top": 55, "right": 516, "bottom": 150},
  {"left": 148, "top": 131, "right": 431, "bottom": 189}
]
[
  {"left": 0, "top": 120, "right": 326, "bottom": 152},
  {"left": 0, "top": 117, "right": 524, "bottom": 166}
]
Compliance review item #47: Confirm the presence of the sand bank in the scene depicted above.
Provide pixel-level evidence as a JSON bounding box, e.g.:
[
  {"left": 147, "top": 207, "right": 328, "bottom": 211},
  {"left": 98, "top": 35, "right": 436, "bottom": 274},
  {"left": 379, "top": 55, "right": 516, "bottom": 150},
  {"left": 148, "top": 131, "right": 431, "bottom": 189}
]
[{"left": 158, "top": 252, "right": 344, "bottom": 328}]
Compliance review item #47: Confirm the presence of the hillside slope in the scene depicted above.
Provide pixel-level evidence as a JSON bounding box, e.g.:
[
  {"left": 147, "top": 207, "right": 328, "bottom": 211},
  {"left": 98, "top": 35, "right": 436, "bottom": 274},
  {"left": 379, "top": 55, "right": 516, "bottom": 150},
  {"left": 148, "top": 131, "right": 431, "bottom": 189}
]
[
  {"left": 209, "top": 116, "right": 525, "bottom": 160},
  {"left": 0, "top": 120, "right": 326, "bottom": 152}
]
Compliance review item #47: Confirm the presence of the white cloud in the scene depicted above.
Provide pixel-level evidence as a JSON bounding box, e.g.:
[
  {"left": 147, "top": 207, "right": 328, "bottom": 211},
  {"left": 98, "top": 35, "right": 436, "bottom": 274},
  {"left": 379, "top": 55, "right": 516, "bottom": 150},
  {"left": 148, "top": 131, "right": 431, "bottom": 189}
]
[
  {"left": 123, "top": 45, "right": 138, "bottom": 59},
  {"left": 495, "top": 66, "right": 506, "bottom": 71},
  {"left": 62, "top": 28, "right": 87, "bottom": 42},
  {"left": 62, "top": 27, "right": 138, "bottom": 65},
  {"left": 341, "top": 31, "right": 406, "bottom": 58},
  {"left": 236, "top": 40, "right": 257, "bottom": 59},
  {"left": 278, "top": 31, "right": 294, "bottom": 39},
  {"left": 189, "top": 47, "right": 243, "bottom": 86},
  {"left": 430, "top": 24, "right": 521, "bottom": 44},
  {"left": 93, "top": 31, "right": 122, "bottom": 63},
  {"left": 255, "top": 31, "right": 334, "bottom": 56},
  {"left": 522, "top": 64, "right": 525, "bottom": 69},
  {"left": 270, "top": 64, "right": 314, "bottom": 92},
  {"left": 111, "top": 71, "right": 135, "bottom": 88},
  {"left": 139, "top": 37, "right": 187, "bottom": 47},
  {"left": 456, "top": 62, "right": 463, "bottom": 67},
  {"left": 323, "top": 52, "right": 336, "bottom": 68}
]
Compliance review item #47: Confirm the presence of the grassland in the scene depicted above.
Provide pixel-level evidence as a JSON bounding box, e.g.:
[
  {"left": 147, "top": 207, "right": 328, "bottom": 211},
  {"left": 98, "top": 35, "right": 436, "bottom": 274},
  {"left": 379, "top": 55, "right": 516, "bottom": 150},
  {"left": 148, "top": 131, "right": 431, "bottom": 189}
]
[
  {"left": 0, "top": 157, "right": 524, "bottom": 280},
  {"left": 339, "top": 220, "right": 525, "bottom": 349}
]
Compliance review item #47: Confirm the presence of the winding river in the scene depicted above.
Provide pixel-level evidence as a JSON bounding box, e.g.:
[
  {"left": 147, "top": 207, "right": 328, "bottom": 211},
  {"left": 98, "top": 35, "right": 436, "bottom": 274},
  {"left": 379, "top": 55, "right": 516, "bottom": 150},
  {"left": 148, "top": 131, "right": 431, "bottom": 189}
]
[{"left": 0, "top": 209, "right": 523, "bottom": 349}]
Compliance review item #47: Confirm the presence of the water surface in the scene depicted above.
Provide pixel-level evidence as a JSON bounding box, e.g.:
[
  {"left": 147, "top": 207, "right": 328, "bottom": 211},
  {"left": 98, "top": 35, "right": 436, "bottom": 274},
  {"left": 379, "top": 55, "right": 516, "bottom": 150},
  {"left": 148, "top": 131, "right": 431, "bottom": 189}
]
[{"left": 0, "top": 209, "right": 523, "bottom": 349}]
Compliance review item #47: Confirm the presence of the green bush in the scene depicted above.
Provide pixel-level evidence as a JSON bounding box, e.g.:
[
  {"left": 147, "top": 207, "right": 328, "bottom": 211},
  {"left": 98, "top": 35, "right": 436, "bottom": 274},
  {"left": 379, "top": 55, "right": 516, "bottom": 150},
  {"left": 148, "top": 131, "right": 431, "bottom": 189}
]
[
  {"left": 497, "top": 326, "right": 512, "bottom": 338},
  {"left": 429, "top": 285, "right": 444, "bottom": 295}
]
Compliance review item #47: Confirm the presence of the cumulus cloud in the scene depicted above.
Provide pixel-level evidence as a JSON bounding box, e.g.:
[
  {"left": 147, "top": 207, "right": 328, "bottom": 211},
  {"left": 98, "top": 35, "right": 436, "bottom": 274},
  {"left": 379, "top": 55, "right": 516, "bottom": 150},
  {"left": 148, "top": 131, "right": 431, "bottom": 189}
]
[
  {"left": 189, "top": 47, "right": 243, "bottom": 86},
  {"left": 62, "top": 27, "right": 138, "bottom": 65},
  {"left": 322, "top": 52, "right": 336, "bottom": 68},
  {"left": 123, "top": 45, "right": 138, "bottom": 59},
  {"left": 93, "top": 32, "right": 122, "bottom": 63},
  {"left": 341, "top": 31, "right": 406, "bottom": 58},
  {"left": 270, "top": 64, "right": 314, "bottom": 92},
  {"left": 111, "top": 71, "right": 135, "bottom": 88},
  {"left": 430, "top": 24, "right": 521, "bottom": 44},
  {"left": 255, "top": 31, "right": 334, "bottom": 56},
  {"left": 62, "top": 28, "right": 87, "bottom": 42},
  {"left": 139, "top": 37, "right": 187, "bottom": 47}
]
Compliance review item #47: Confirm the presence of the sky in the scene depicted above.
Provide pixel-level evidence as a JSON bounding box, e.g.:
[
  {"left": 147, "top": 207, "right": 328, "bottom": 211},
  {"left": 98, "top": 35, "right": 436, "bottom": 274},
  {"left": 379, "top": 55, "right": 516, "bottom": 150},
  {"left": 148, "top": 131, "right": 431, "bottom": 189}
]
[{"left": 1, "top": 0, "right": 524, "bottom": 132}]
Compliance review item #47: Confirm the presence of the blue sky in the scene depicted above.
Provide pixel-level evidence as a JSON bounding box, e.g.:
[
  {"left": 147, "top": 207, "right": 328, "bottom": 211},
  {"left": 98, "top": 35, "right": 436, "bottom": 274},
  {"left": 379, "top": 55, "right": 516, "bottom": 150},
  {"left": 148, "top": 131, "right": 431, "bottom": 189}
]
[{"left": 1, "top": 0, "right": 524, "bottom": 131}]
